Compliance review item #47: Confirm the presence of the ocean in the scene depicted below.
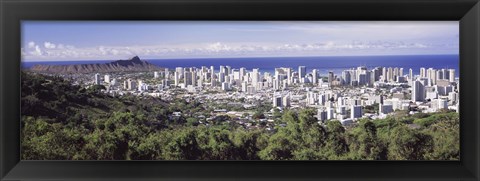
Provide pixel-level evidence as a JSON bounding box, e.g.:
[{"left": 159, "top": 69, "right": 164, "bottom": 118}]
[{"left": 22, "top": 54, "right": 459, "bottom": 76}]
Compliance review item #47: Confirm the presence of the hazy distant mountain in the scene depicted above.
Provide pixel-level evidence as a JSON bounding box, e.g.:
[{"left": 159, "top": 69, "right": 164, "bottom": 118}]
[{"left": 30, "top": 56, "right": 162, "bottom": 74}]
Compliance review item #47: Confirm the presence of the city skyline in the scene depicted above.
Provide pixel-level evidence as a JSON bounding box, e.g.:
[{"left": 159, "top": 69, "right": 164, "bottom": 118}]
[{"left": 22, "top": 21, "right": 459, "bottom": 62}]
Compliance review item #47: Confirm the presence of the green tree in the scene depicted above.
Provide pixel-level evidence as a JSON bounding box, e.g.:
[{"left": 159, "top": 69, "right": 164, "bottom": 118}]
[{"left": 388, "top": 125, "right": 433, "bottom": 160}]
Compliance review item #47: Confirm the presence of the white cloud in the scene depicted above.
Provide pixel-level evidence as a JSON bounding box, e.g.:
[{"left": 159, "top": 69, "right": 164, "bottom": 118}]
[
  {"left": 44, "top": 42, "right": 56, "bottom": 49},
  {"left": 31, "top": 45, "right": 43, "bottom": 56},
  {"left": 28, "top": 41, "right": 36, "bottom": 49},
  {"left": 21, "top": 40, "right": 458, "bottom": 61}
]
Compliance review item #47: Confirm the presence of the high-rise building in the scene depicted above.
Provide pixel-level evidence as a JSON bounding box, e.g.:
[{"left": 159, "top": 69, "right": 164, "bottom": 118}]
[
  {"left": 154, "top": 71, "right": 159, "bottom": 79},
  {"left": 174, "top": 71, "right": 179, "bottom": 86},
  {"left": 358, "top": 73, "right": 367, "bottom": 85},
  {"left": 448, "top": 92, "right": 458, "bottom": 104},
  {"left": 191, "top": 70, "right": 197, "bottom": 86},
  {"left": 327, "top": 107, "right": 335, "bottom": 120},
  {"left": 252, "top": 68, "right": 259, "bottom": 85},
  {"left": 449, "top": 69, "right": 455, "bottom": 82},
  {"left": 286, "top": 68, "right": 292, "bottom": 84},
  {"left": 127, "top": 79, "right": 137, "bottom": 90},
  {"left": 219, "top": 65, "right": 225, "bottom": 74},
  {"left": 387, "top": 67, "right": 393, "bottom": 82},
  {"left": 247, "top": 86, "right": 256, "bottom": 94},
  {"left": 312, "top": 69, "right": 318, "bottom": 84},
  {"left": 337, "top": 106, "right": 346, "bottom": 115},
  {"left": 94, "top": 73, "right": 101, "bottom": 85},
  {"left": 298, "top": 66, "right": 306, "bottom": 79},
  {"left": 104, "top": 74, "right": 110, "bottom": 83},
  {"left": 318, "top": 94, "right": 326, "bottom": 106},
  {"left": 282, "top": 95, "right": 291, "bottom": 107},
  {"left": 111, "top": 79, "right": 117, "bottom": 86},
  {"left": 328, "top": 71, "right": 334, "bottom": 86},
  {"left": 420, "top": 67, "right": 426, "bottom": 78},
  {"left": 239, "top": 67, "right": 246, "bottom": 81},
  {"left": 184, "top": 71, "right": 192, "bottom": 86},
  {"left": 218, "top": 72, "right": 225, "bottom": 83},
  {"left": 438, "top": 99, "right": 448, "bottom": 110},
  {"left": 342, "top": 70, "right": 351, "bottom": 85},
  {"left": 273, "top": 96, "right": 282, "bottom": 107},
  {"left": 393, "top": 67, "right": 399, "bottom": 79},
  {"left": 307, "top": 92, "right": 317, "bottom": 105},
  {"left": 372, "top": 67, "right": 381, "bottom": 82},
  {"left": 221, "top": 82, "right": 230, "bottom": 91},
  {"left": 427, "top": 68, "right": 437, "bottom": 85},
  {"left": 382, "top": 67, "right": 387, "bottom": 82},
  {"left": 176, "top": 67, "right": 184, "bottom": 78},
  {"left": 226, "top": 66, "right": 231, "bottom": 75},
  {"left": 164, "top": 68, "right": 169, "bottom": 78},
  {"left": 412, "top": 80, "right": 425, "bottom": 102},
  {"left": 241, "top": 81, "right": 248, "bottom": 92},
  {"left": 351, "top": 105, "right": 362, "bottom": 119},
  {"left": 442, "top": 69, "right": 449, "bottom": 80},
  {"left": 436, "top": 70, "right": 444, "bottom": 80},
  {"left": 409, "top": 68, "right": 413, "bottom": 80},
  {"left": 317, "top": 109, "right": 327, "bottom": 122},
  {"left": 379, "top": 104, "right": 393, "bottom": 115}
]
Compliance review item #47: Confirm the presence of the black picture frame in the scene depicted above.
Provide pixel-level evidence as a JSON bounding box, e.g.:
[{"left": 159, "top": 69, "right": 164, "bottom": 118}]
[{"left": 1, "top": 0, "right": 479, "bottom": 180}]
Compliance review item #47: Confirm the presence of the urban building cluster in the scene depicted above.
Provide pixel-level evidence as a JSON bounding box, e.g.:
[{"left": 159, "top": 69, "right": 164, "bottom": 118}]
[{"left": 92, "top": 65, "right": 459, "bottom": 127}]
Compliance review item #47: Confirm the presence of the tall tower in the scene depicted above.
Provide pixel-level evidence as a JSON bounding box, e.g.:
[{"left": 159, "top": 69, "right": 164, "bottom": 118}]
[
  {"left": 94, "top": 73, "right": 101, "bottom": 85},
  {"left": 312, "top": 69, "right": 318, "bottom": 84},
  {"left": 328, "top": 71, "right": 334, "bottom": 86},
  {"left": 412, "top": 80, "right": 425, "bottom": 102},
  {"left": 449, "top": 69, "right": 455, "bottom": 82},
  {"left": 298, "top": 66, "right": 306, "bottom": 79},
  {"left": 252, "top": 68, "right": 259, "bottom": 86}
]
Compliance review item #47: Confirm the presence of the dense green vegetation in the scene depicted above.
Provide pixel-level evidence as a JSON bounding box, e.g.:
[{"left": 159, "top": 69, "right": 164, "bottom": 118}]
[{"left": 21, "top": 72, "right": 459, "bottom": 160}]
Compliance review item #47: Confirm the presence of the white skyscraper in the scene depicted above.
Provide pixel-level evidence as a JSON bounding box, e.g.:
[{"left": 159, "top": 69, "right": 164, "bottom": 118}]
[
  {"left": 342, "top": 70, "right": 351, "bottom": 85},
  {"left": 191, "top": 70, "right": 197, "bottom": 86},
  {"left": 449, "top": 69, "right": 455, "bottom": 82},
  {"left": 420, "top": 67, "right": 426, "bottom": 78},
  {"left": 412, "top": 80, "right": 425, "bottom": 102},
  {"left": 317, "top": 109, "right": 327, "bottom": 121},
  {"left": 298, "top": 66, "right": 306, "bottom": 79},
  {"left": 327, "top": 107, "right": 335, "bottom": 120},
  {"left": 104, "top": 74, "right": 110, "bottom": 83},
  {"left": 210, "top": 66, "right": 215, "bottom": 82},
  {"left": 318, "top": 94, "right": 326, "bottom": 106},
  {"left": 164, "top": 68, "right": 169, "bottom": 78},
  {"left": 239, "top": 67, "right": 246, "bottom": 81},
  {"left": 175, "top": 67, "right": 184, "bottom": 78},
  {"left": 221, "top": 82, "right": 230, "bottom": 91},
  {"left": 328, "top": 71, "right": 334, "bottom": 86},
  {"left": 241, "top": 81, "right": 248, "bottom": 92},
  {"left": 94, "top": 73, "right": 101, "bottom": 85},
  {"left": 174, "top": 71, "right": 179, "bottom": 86},
  {"left": 438, "top": 99, "right": 448, "bottom": 110},
  {"left": 409, "top": 68, "right": 413, "bottom": 80},
  {"left": 184, "top": 71, "right": 193, "bottom": 86},
  {"left": 286, "top": 68, "right": 292, "bottom": 84},
  {"left": 282, "top": 95, "right": 291, "bottom": 107},
  {"left": 312, "top": 69, "right": 318, "bottom": 84},
  {"left": 252, "top": 68, "right": 259, "bottom": 86}
]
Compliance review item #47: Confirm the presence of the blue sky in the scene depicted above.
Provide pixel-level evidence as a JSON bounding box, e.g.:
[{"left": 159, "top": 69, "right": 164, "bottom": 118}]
[{"left": 21, "top": 21, "right": 459, "bottom": 62}]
